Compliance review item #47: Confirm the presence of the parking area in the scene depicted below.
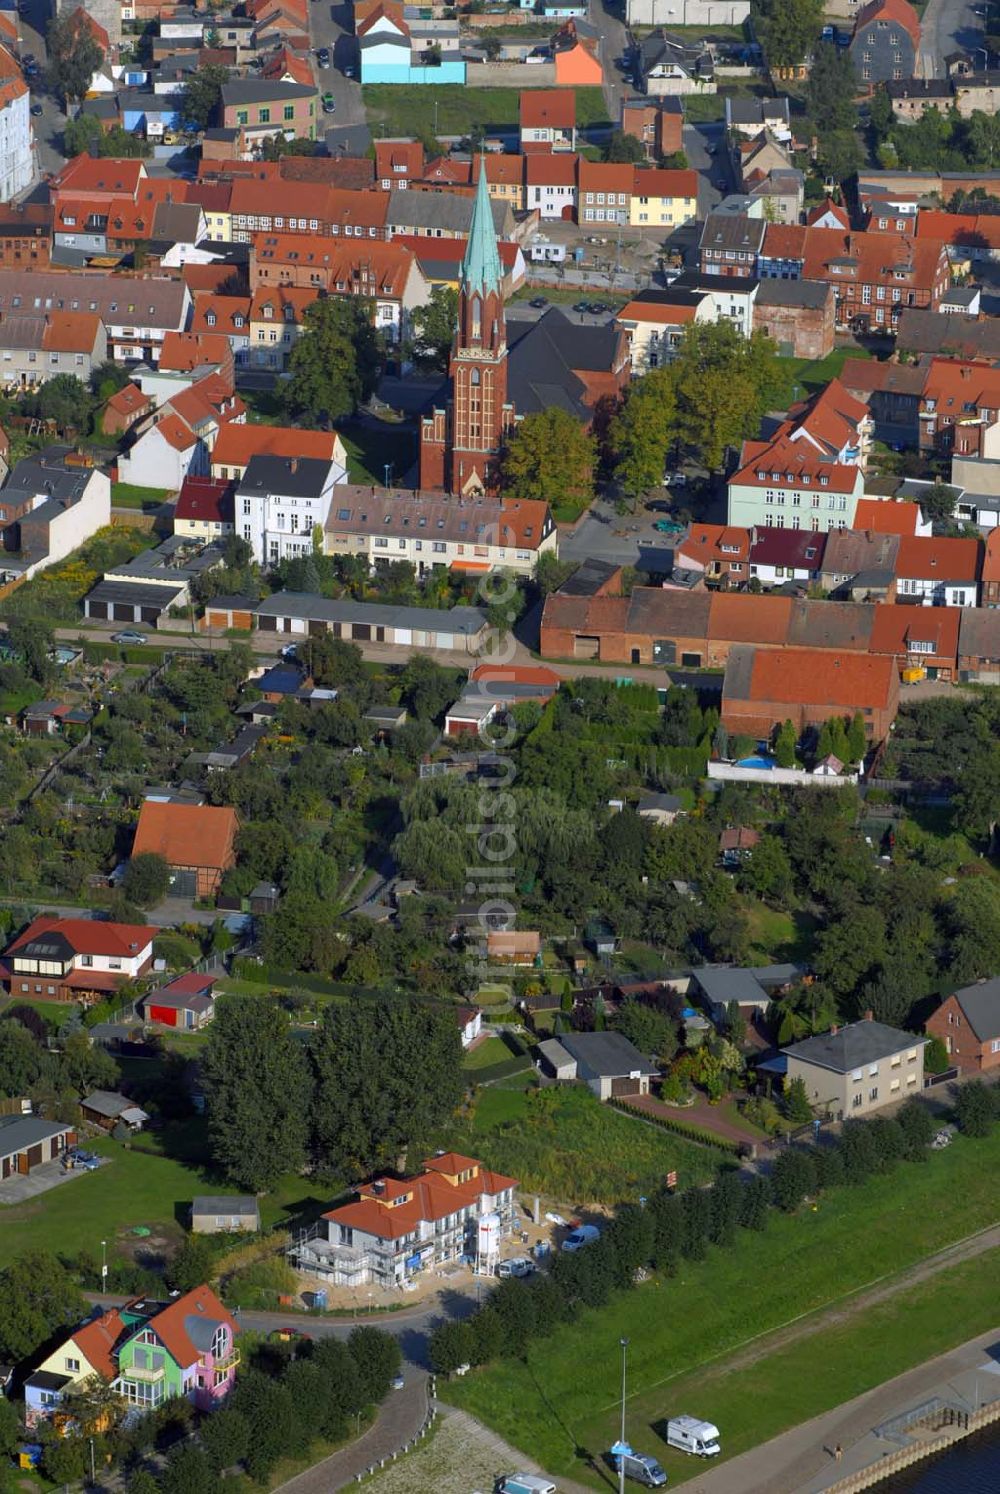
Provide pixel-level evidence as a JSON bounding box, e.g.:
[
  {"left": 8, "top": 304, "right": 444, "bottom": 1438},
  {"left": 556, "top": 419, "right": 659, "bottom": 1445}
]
[{"left": 0, "top": 1153, "right": 104, "bottom": 1204}]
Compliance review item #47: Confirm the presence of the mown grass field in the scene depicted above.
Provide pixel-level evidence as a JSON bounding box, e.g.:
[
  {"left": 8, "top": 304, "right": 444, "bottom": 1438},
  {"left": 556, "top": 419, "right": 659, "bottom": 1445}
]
[
  {"left": 775, "top": 346, "right": 873, "bottom": 407},
  {"left": 361, "top": 85, "right": 609, "bottom": 138},
  {"left": 441, "top": 1125, "right": 1000, "bottom": 1484}
]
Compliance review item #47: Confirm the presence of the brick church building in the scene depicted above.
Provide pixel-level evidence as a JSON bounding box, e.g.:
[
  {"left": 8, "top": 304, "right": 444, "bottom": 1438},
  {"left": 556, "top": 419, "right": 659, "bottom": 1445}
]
[{"left": 420, "top": 165, "right": 514, "bottom": 493}]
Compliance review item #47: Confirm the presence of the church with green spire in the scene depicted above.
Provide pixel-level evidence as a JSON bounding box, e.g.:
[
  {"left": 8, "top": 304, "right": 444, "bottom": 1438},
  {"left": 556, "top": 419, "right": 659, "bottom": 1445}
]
[{"left": 420, "top": 163, "right": 514, "bottom": 494}]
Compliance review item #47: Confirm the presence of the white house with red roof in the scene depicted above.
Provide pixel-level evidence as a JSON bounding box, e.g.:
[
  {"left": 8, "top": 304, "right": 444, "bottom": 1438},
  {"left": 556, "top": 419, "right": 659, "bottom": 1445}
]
[
  {"left": 293, "top": 1153, "right": 518, "bottom": 1288},
  {"left": 748, "top": 526, "right": 827, "bottom": 588},
  {"left": 728, "top": 436, "right": 865, "bottom": 532},
  {"left": 3, "top": 917, "right": 154, "bottom": 1004},
  {"left": 0, "top": 45, "right": 31, "bottom": 202}
]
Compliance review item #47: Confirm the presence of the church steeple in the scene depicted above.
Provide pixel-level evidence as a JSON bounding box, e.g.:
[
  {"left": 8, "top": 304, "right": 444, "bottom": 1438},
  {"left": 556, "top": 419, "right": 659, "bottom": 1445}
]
[{"left": 461, "top": 157, "right": 503, "bottom": 301}]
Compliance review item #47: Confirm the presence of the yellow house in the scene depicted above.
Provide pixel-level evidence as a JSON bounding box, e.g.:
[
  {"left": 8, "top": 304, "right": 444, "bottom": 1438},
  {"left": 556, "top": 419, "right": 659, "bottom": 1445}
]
[
  {"left": 248, "top": 284, "right": 316, "bottom": 372},
  {"left": 26, "top": 1309, "right": 127, "bottom": 1428},
  {"left": 629, "top": 167, "right": 699, "bottom": 230}
]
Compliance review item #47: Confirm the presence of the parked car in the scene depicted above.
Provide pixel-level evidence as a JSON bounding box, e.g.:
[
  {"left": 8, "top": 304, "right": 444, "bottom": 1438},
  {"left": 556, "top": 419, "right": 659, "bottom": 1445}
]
[
  {"left": 67, "top": 1149, "right": 99, "bottom": 1171},
  {"left": 498, "top": 1256, "right": 536, "bottom": 1279},
  {"left": 572, "top": 300, "right": 591, "bottom": 313},
  {"left": 322, "top": 93, "right": 336, "bottom": 114},
  {"left": 529, "top": 296, "right": 548, "bottom": 309},
  {"left": 111, "top": 630, "right": 148, "bottom": 645},
  {"left": 654, "top": 519, "right": 685, "bottom": 535},
  {"left": 611, "top": 1445, "right": 668, "bottom": 1487},
  {"left": 588, "top": 301, "right": 608, "bottom": 314},
  {"left": 317, "top": 47, "right": 330, "bottom": 66},
  {"left": 30, "top": 103, "right": 42, "bottom": 116},
  {"left": 662, "top": 471, "right": 687, "bottom": 486},
  {"left": 561, "top": 1224, "right": 600, "bottom": 1252},
  {"left": 498, "top": 1478, "right": 557, "bottom": 1494},
  {"left": 391, "top": 1372, "right": 405, "bottom": 1390}
]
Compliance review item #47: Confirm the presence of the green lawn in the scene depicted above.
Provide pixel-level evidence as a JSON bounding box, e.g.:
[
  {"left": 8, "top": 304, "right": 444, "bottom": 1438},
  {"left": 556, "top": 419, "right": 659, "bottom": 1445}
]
[
  {"left": 0, "top": 1132, "right": 315, "bottom": 1269},
  {"left": 0, "top": 995, "right": 81, "bottom": 1029},
  {"left": 615, "top": 1249, "right": 1000, "bottom": 1487},
  {"left": 744, "top": 903, "right": 818, "bottom": 964},
  {"left": 362, "top": 85, "right": 609, "bottom": 138},
  {"left": 448, "top": 1082, "right": 725, "bottom": 1204},
  {"left": 775, "top": 347, "right": 873, "bottom": 407},
  {"left": 442, "top": 1125, "right": 1000, "bottom": 1484},
  {"left": 462, "top": 1035, "right": 515, "bottom": 1071},
  {"left": 339, "top": 423, "right": 417, "bottom": 487},
  {"left": 111, "top": 482, "right": 171, "bottom": 509}
]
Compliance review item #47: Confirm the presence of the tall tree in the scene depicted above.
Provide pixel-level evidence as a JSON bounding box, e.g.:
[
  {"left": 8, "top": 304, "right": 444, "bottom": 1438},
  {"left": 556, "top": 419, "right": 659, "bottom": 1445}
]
[
  {"left": 500, "top": 407, "right": 595, "bottom": 509},
  {"left": 283, "top": 298, "right": 384, "bottom": 425},
  {"left": 670, "top": 322, "right": 781, "bottom": 471},
  {"left": 179, "top": 63, "right": 229, "bottom": 131},
  {"left": 0, "top": 1252, "right": 86, "bottom": 1360},
  {"left": 310, "top": 995, "right": 463, "bottom": 1175},
  {"left": 46, "top": 14, "right": 103, "bottom": 103},
  {"left": 806, "top": 44, "right": 858, "bottom": 133},
  {"left": 755, "top": 0, "right": 823, "bottom": 69},
  {"left": 409, "top": 285, "right": 458, "bottom": 370},
  {"left": 200, "top": 997, "right": 309, "bottom": 1190},
  {"left": 604, "top": 131, "right": 646, "bottom": 163},
  {"left": 610, "top": 367, "right": 676, "bottom": 497}
]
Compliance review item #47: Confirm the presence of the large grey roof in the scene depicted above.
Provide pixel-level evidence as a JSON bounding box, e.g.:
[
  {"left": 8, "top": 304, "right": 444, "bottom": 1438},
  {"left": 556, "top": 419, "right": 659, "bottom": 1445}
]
[
  {"left": 0, "top": 269, "right": 187, "bottom": 328},
  {"left": 0, "top": 1113, "right": 73, "bottom": 1157},
  {"left": 386, "top": 189, "right": 509, "bottom": 236},
  {"left": 256, "top": 590, "right": 488, "bottom": 636},
  {"left": 507, "top": 309, "right": 622, "bottom": 422},
  {"left": 5, "top": 446, "right": 100, "bottom": 506},
  {"left": 559, "top": 558, "right": 622, "bottom": 596},
  {"left": 559, "top": 1030, "right": 658, "bottom": 1078},
  {"left": 948, "top": 978, "right": 1000, "bottom": 1041},
  {"left": 82, "top": 1089, "right": 133, "bottom": 1118},
  {"left": 755, "top": 279, "right": 831, "bottom": 309},
  {"left": 192, "top": 1195, "right": 258, "bottom": 1216},
  {"left": 958, "top": 608, "right": 1000, "bottom": 662},
  {"left": 692, "top": 963, "right": 803, "bottom": 1006},
  {"left": 239, "top": 455, "right": 336, "bottom": 499},
  {"left": 783, "top": 1019, "right": 926, "bottom": 1073},
  {"left": 221, "top": 81, "right": 315, "bottom": 106},
  {"left": 86, "top": 580, "right": 187, "bottom": 611}
]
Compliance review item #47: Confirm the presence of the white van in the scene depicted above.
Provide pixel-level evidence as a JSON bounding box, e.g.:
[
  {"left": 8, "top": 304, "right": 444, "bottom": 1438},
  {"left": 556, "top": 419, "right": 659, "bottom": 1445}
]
[{"left": 665, "top": 1416, "right": 720, "bottom": 1457}]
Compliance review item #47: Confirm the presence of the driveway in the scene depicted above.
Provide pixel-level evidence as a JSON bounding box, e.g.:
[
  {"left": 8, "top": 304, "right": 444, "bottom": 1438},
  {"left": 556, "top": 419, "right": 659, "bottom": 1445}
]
[
  {"left": 15, "top": 0, "right": 67, "bottom": 183},
  {"left": 919, "top": 0, "right": 984, "bottom": 76},
  {"left": 309, "top": 0, "right": 369, "bottom": 151},
  {"left": 0, "top": 1155, "right": 101, "bottom": 1204}
]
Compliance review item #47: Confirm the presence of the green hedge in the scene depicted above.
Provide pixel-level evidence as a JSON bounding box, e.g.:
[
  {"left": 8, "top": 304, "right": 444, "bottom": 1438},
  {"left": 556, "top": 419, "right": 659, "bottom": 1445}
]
[
  {"left": 611, "top": 1098, "right": 743, "bottom": 1154},
  {"left": 470, "top": 1054, "right": 533, "bottom": 1085}
]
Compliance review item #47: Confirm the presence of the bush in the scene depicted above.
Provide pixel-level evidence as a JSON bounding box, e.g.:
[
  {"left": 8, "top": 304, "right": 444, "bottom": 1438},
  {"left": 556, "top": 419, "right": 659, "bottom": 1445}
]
[
  {"left": 771, "top": 1147, "right": 817, "bottom": 1212},
  {"left": 224, "top": 1255, "right": 298, "bottom": 1309},
  {"left": 955, "top": 1081, "right": 998, "bottom": 1139}
]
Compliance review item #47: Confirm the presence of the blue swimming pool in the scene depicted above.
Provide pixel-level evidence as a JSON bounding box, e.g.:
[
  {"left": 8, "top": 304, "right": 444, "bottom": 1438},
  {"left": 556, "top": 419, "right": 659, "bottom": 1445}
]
[{"left": 737, "top": 756, "right": 775, "bottom": 770}]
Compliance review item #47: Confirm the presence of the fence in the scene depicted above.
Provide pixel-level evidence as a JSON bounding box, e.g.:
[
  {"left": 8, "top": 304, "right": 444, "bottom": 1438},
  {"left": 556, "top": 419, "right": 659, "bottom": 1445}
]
[
  {"left": 824, "top": 1395, "right": 1000, "bottom": 1493},
  {"left": 708, "top": 762, "right": 859, "bottom": 787}
]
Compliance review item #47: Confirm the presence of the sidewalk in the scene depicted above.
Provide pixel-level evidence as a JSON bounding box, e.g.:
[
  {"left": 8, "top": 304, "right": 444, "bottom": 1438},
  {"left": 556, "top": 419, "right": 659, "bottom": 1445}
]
[
  {"left": 679, "top": 1323, "right": 1000, "bottom": 1494},
  {"left": 276, "top": 1374, "right": 430, "bottom": 1494}
]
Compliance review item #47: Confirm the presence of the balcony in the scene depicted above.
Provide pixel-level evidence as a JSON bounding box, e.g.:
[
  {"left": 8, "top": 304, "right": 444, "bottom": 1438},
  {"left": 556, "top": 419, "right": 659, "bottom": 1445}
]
[
  {"left": 211, "top": 1348, "right": 240, "bottom": 1374},
  {"left": 124, "top": 1364, "right": 165, "bottom": 1383}
]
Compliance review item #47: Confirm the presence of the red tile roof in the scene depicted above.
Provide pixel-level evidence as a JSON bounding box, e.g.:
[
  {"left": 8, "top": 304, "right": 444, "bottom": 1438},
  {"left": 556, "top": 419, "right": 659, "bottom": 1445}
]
[
  {"left": 732, "top": 435, "right": 863, "bottom": 494},
  {"left": 895, "top": 534, "right": 982, "bottom": 581},
  {"left": 41, "top": 312, "right": 103, "bottom": 354},
  {"left": 807, "top": 197, "right": 850, "bottom": 228},
  {"left": 633, "top": 167, "right": 698, "bottom": 199},
  {"left": 324, "top": 1154, "right": 518, "bottom": 1241},
  {"left": 211, "top": 424, "right": 340, "bottom": 470},
  {"left": 983, "top": 527, "right": 1000, "bottom": 582},
  {"left": 709, "top": 592, "right": 794, "bottom": 645},
  {"left": 525, "top": 151, "right": 579, "bottom": 187},
  {"left": 106, "top": 383, "right": 151, "bottom": 419},
  {"left": 915, "top": 210, "right": 1000, "bottom": 251},
  {"left": 788, "top": 377, "right": 870, "bottom": 458},
  {"left": 921, "top": 356, "right": 1000, "bottom": 413},
  {"left": 132, "top": 801, "right": 239, "bottom": 872},
  {"left": 676, "top": 523, "right": 750, "bottom": 565},
  {"left": 470, "top": 663, "right": 562, "bottom": 687},
  {"left": 72, "top": 1310, "right": 128, "bottom": 1381},
  {"left": 579, "top": 160, "right": 634, "bottom": 196},
  {"left": 742, "top": 646, "right": 897, "bottom": 711},
  {"left": 190, "top": 295, "right": 252, "bottom": 338},
  {"left": 175, "top": 475, "right": 234, "bottom": 525},
  {"left": 375, "top": 139, "right": 424, "bottom": 180},
  {"left": 869, "top": 603, "right": 961, "bottom": 661},
  {"left": 749, "top": 527, "right": 827, "bottom": 568},
  {"left": 53, "top": 157, "right": 146, "bottom": 198},
  {"left": 6, "top": 916, "right": 153, "bottom": 959},
  {"left": 520, "top": 89, "right": 575, "bottom": 130},
  {"left": 146, "top": 1285, "right": 238, "bottom": 1369},
  {"left": 159, "top": 330, "right": 233, "bottom": 374},
  {"left": 852, "top": 498, "right": 924, "bottom": 535}
]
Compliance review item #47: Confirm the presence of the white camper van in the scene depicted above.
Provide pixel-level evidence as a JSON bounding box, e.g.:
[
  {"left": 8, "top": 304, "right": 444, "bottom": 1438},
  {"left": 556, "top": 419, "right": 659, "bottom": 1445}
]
[{"left": 665, "top": 1416, "right": 721, "bottom": 1457}]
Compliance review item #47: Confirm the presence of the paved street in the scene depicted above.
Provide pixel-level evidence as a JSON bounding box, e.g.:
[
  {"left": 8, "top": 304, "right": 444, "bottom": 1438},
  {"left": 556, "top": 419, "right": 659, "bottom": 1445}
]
[
  {"left": 276, "top": 1377, "right": 429, "bottom": 1494},
  {"left": 591, "top": 0, "right": 630, "bottom": 125},
  {"left": 919, "top": 0, "right": 984, "bottom": 76},
  {"left": 0, "top": 893, "right": 222, "bottom": 928},
  {"left": 16, "top": 0, "right": 66, "bottom": 183},
  {"left": 308, "top": 0, "right": 370, "bottom": 153}
]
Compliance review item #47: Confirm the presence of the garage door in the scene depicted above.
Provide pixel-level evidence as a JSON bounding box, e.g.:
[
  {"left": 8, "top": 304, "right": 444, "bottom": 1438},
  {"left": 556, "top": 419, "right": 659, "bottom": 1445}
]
[
  {"left": 574, "top": 635, "right": 600, "bottom": 659},
  {"left": 353, "top": 624, "right": 371, "bottom": 641},
  {"left": 611, "top": 1077, "right": 641, "bottom": 1098},
  {"left": 26, "top": 1144, "right": 43, "bottom": 1170},
  {"left": 113, "top": 602, "right": 137, "bottom": 622},
  {"left": 435, "top": 633, "right": 453, "bottom": 651},
  {"left": 141, "top": 606, "right": 161, "bottom": 625},
  {"left": 88, "top": 600, "right": 109, "bottom": 620}
]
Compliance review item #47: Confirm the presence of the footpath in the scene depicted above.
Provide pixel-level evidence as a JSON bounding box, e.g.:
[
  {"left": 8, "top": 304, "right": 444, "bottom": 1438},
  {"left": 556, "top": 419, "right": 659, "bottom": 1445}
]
[
  {"left": 679, "top": 1322, "right": 1000, "bottom": 1494},
  {"left": 276, "top": 1374, "right": 430, "bottom": 1493}
]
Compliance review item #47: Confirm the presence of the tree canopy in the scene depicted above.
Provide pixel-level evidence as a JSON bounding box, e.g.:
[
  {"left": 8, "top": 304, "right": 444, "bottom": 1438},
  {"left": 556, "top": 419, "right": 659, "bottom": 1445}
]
[
  {"left": 410, "top": 285, "right": 458, "bottom": 371},
  {"left": 500, "top": 408, "right": 595, "bottom": 509},
  {"left": 46, "top": 15, "right": 103, "bottom": 103},
  {"left": 282, "top": 298, "right": 384, "bottom": 425}
]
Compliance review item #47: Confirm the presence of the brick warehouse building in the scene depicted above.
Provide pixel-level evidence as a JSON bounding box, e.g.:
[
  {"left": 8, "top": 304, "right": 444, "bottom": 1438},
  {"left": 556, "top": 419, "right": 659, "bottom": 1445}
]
[{"left": 720, "top": 644, "right": 900, "bottom": 742}]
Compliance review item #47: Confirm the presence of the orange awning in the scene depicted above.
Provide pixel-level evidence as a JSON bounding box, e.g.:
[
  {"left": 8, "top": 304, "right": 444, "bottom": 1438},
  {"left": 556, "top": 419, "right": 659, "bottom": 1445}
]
[{"left": 449, "top": 560, "right": 491, "bottom": 572}]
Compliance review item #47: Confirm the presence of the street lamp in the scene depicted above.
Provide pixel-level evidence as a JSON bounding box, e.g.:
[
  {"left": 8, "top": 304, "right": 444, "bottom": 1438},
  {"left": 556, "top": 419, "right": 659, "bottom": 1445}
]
[
  {"left": 100, "top": 1239, "right": 107, "bottom": 1291},
  {"left": 617, "top": 1337, "right": 629, "bottom": 1494}
]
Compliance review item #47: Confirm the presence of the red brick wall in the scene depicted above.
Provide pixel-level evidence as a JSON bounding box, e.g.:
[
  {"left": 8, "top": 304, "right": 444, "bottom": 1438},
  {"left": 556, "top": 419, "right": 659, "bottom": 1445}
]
[
  {"left": 752, "top": 297, "right": 834, "bottom": 360},
  {"left": 926, "top": 992, "right": 997, "bottom": 1073}
]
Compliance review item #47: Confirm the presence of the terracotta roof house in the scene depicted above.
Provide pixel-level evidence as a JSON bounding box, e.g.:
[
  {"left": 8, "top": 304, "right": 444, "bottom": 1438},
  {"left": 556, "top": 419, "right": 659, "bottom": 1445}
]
[
  {"left": 894, "top": 533, "right": 981, "bottom": 607},
  {"left": 519, "top": 89, "right": 576, "bottom": 151},
  {"left": 759, "top": 223, "right": 949, "bottom": 330},
  {"left": 131, "top": 801, "right": 239, "bottom": 899},
  {"left": 918, "top": 358, "right": 1000, "bottom": 457},
  {"left": 295, "top": 1153, "right": 518, "bottom": 1288},
  {"left": 982, "top": 526, "right": 1000, "bottom": 607},
  {"left": 211, "top": 423, "right": 345, "bottom": 480},
  {"left": 851, "top": 497, "right": 927, "bottom": 536},
  {"left": 675, "top": 523, "right": 750, "bottom": 588},
  {"left": 173, "top": 475, "right": 235, "bottom": 540},
  {"left": 2, "top": 917, "right": 153, "bottom": 1004},
  {"left": 721, "top": 644, "right": 899, "bottom": 743},
  {"left": 102, "top": 382, "right": 153, "bottom": 438},
  {"left": 869, "top": 602, "right": 962, "bottom": 680}
]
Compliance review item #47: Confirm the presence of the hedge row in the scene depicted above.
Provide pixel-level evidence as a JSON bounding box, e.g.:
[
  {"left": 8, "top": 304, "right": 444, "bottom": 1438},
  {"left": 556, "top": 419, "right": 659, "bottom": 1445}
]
[
  {"left": 469, "top": 1054, "right": 533, "bottom": 1085},
  {"left": 612, "top": 1098, "right": 742, "bottom": 1154}
]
